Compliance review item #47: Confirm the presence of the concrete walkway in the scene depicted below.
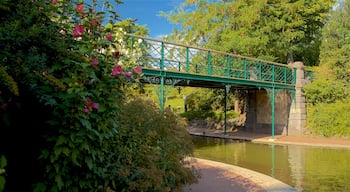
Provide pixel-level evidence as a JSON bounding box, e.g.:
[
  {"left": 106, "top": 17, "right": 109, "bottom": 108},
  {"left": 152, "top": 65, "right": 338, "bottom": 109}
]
[{"left": 184, "top": 158, "right": 297, "bottom": 192}]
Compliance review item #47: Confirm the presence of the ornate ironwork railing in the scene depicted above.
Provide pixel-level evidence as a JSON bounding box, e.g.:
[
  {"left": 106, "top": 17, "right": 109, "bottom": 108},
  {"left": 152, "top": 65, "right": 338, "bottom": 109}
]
[{"left": 126, "top": 34, "right": 298, "bottom": 86}]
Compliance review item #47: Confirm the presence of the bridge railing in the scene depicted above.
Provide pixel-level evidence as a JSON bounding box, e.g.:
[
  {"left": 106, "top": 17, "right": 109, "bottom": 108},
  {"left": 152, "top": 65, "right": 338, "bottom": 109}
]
[{"left": 126, "top": 34, "right": 296, "bottom": 85}]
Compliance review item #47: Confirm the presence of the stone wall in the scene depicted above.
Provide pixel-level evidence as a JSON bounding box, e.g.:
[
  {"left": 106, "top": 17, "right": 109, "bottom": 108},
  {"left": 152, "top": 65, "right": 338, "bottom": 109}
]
[{"left": 245, "top": 89, "right": 292, "bottom": 134}]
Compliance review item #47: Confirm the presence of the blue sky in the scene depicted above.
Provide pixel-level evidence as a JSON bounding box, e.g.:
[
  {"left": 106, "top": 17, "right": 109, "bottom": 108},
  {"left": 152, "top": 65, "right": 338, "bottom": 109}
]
[{"left": 116, "top": 0, "right": 183, "bottom": 38}]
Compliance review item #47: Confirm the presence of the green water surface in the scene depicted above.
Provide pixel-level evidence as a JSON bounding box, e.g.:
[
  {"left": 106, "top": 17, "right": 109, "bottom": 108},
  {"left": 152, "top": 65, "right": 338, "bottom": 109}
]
[{"left": 191, "top": 136, "right": 350, "bottom": 192}]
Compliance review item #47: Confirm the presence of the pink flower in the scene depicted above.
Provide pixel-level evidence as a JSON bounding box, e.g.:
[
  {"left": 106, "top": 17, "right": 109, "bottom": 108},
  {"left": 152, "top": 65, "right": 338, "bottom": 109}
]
[
  {"left": 90, "top": 57, "right": 98, "bottom": 66},
  {"left": 73, "top": 25, "right": 84, "bottom": 37},
  {"left": 112, "top": 65, "right": 123, "bottom": 76},
  {"left": 59, "top": 29, "right": 66, "bottom": 35},
  {"left": 76, "top": 4, "right": 84, "bottom": 12},
  {"left": 132, "top": 66, "right": 142, "bottom": 74},
  {"left": 52, "top": 0, "right": 58, "bottom": 5},
  {"left": 90, "top": 19, "right": 100, "bottom": 26},
  {"left": 83, "top": 107, "right": 90, "bottom": 114},
  {"left": 106, "top": 32, "right": 113, "bottom": 41},
  {"left": 89, "top": 102, "right": 99, "bottom": 110},
  {"left": 84, "top": 97, "right": 99, "bottom": 112},
  {"left": 125, "top": 72, "right": 132, "bottom": 78}
]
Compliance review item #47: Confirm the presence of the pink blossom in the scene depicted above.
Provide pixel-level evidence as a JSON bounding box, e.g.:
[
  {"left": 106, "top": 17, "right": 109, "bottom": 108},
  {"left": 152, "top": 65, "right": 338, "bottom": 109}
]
[
  {"left": 90, "top": 19, "right": 100, "bottom": 26},
  {"left": 132, "top": 66, "right": 142, "bottom": 74},
  {"left": 105, "top": 32, "right": 113, "bottom": 41},
  {"left": 90, "top": 57, "right": 98, "bottom": 66},
  {"left": 52, "top": 0, "right": 58, "bottom": 5},
  {"left": 59, "top": 29, "right": 66, "bottom": 35},
  {"left": 112, "top": 65, "right": 123, "bottom": 76},
  {"left": 125, "top": 72, "right": 132, "bottom": 78},
  {"left": 76, "top": 4, "right": 84, "bottom": 12},
  {"left": 73, "top": 25, "right": 84, "bottom": 37},
  {"left": 84, "top": 97, "right": 99, "bottom": 112},
  {"left": 83, "top": 107, "right": 90, "bottom": 114},
  {"left": 89, "top": 102, "right": 99, "bottom": 110}
]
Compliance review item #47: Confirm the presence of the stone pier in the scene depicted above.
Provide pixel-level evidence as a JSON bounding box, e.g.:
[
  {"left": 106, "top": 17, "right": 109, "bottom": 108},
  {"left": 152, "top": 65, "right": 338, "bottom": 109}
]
[{"left": 287, "top": 62, "right": 309, "bottom": 135}]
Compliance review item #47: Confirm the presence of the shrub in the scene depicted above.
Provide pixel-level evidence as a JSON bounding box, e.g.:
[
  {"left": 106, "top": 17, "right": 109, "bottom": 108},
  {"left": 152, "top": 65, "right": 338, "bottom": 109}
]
[
  {"left": 180, "top": 110, "right": 238, "bottom": 121},
  {"left": 114, "top": 98, "right": 199, "bottom": 191},
  {"left": 307, "top": 99, "right": 350, "bottom": 137}
]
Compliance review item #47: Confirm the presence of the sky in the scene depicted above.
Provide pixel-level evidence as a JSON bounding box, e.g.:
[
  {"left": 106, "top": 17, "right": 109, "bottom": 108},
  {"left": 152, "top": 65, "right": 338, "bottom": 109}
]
[{"left": 116, "top": 0, "right": 183, "bottom": 38}]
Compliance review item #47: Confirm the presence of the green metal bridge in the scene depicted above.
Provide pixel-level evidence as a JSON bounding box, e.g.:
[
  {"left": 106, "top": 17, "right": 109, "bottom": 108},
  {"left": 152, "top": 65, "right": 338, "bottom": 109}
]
[{"left": 126, "top": 34, "right": 311, "bottom": 139}]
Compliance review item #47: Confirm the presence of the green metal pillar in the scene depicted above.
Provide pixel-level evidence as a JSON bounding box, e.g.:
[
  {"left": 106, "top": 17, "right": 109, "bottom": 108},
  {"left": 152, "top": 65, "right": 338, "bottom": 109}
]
[
  {"left": 244, "top": 59, "right": 247, "bottom": 79},
  {"left": 159, "top": 77, "right": 165, "bottom": 112},
  {"left": 224, "top": 85, "right": 231, "bottom": 135},
  {"left": 265, "top": 87, "right": 277, "bottom": 141}
]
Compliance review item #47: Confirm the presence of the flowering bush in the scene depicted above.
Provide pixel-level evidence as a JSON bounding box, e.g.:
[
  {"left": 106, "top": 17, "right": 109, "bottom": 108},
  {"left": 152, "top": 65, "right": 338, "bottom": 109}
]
[{"left": 0, "top": 0, "right": 197, "bottom": 191}]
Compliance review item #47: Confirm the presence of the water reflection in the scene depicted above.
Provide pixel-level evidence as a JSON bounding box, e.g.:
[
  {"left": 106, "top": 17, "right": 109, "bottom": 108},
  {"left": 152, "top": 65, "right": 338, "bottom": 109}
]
[{"left": 191, "top": 136, "right": 350, "bottom": 192}]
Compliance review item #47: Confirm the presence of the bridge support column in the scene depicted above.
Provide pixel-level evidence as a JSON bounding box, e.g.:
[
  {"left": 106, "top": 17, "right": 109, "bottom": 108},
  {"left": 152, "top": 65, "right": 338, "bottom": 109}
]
[
  {"left": 157, "top": 76, "right": 165, "bottom": 111},
  {"left": 288, "top": 62, "right": 308, "bottom": 135},
  {"left": 265, "top": 87, "right": 281, "bottom": 141},
  {"left": 224, "top": 85, "right": 231, "bottom": 135}
]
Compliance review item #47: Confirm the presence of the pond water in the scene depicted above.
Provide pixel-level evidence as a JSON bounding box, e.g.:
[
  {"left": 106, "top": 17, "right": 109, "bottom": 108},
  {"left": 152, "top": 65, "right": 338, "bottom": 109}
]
[{"left": 191, "top": 136, "right": 350, "bottom": 192}]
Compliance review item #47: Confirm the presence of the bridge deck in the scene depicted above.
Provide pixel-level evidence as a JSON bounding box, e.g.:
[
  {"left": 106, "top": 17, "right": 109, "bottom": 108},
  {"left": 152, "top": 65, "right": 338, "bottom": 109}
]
[{"left": 126, "top": 34, "right": 301, "bottom": 90}]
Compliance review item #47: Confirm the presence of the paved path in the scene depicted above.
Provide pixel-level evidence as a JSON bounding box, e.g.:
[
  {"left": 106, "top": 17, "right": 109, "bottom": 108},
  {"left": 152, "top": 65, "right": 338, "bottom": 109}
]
[
  {"left": 185, "top": 127, "right": 350, "bottom": 192},
  {"left": 184, "top": 158, "right": 296, "bottom": 192}
]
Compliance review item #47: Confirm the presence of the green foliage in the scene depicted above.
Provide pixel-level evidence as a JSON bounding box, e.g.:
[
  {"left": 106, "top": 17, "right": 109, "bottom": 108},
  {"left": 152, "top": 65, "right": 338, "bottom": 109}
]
[
  {"left": 180, "top": 110, "right": 238, "bottom": 121},
  {"left": 180, "top": 110, "right": 216, "bottom": 121},
  {"left": 213, "top": 110, "right": 239, "bottom": 121},
  {"left": 115, "top": 98, "right": 198, "bottom": 191},
  {"left": 184, "top": 88, "right": 235, "bottom": 112},
  {"left": 306, "top": 99, "right": 350, "bottom": 137},
  {"left": 304, "top": 0, "right": 350, "bottom": 137},
  {"left": 303, "top": 72, "right": 349, "bottom": 105},
  {"left": 163, "top": 0, "right": 335, "bottom": 65}
]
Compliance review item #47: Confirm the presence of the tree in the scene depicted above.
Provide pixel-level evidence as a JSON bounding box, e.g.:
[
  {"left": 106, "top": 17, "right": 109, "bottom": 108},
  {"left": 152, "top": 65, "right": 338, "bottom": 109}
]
[
  {"left": 304, "top": 0, "right": 350, "bottom": 105},
  {"left": 303, "top": 0, "right": 350, "bottom": 137},
  {"left": 162, "top": 0, "right": 335, "bottom": 65}
]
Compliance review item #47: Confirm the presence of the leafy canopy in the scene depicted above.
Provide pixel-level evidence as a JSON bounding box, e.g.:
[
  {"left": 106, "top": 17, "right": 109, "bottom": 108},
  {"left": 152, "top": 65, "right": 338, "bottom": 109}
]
[{"left": 162, "top": 0, "right": 335, "bottom": 65}]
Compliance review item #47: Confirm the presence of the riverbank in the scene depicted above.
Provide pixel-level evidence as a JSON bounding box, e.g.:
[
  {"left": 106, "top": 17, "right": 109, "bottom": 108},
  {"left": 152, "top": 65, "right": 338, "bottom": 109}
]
[{"left": 189, "top": 127, "right": 350, "bottom": 149}]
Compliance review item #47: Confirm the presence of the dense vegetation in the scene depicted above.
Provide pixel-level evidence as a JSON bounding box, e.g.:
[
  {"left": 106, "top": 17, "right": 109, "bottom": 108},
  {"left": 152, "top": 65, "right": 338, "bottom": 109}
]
[
  {"left": 303, "top": 0, "right": 350, "bottom": 137},
  {"left": 163, "top": 0, "right": 335, "bottom": 66},
  {"left": 0, "top": 0, "right": 197, "bottom": 191}
]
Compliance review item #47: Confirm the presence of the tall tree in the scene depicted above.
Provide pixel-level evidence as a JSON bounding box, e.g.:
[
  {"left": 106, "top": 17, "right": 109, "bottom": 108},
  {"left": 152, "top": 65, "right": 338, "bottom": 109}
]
[
  {"left": 304, "top": 0, "right": 350, "bottom": 105},
  {"left": 319, "top": 0, "right": 350, "bottom": 81},
  {"left": 302, "top": 0, "right": 350, "bottom": 137},
  {"left": 162, "top": 0, "right": 335, "bottom": 65}
]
